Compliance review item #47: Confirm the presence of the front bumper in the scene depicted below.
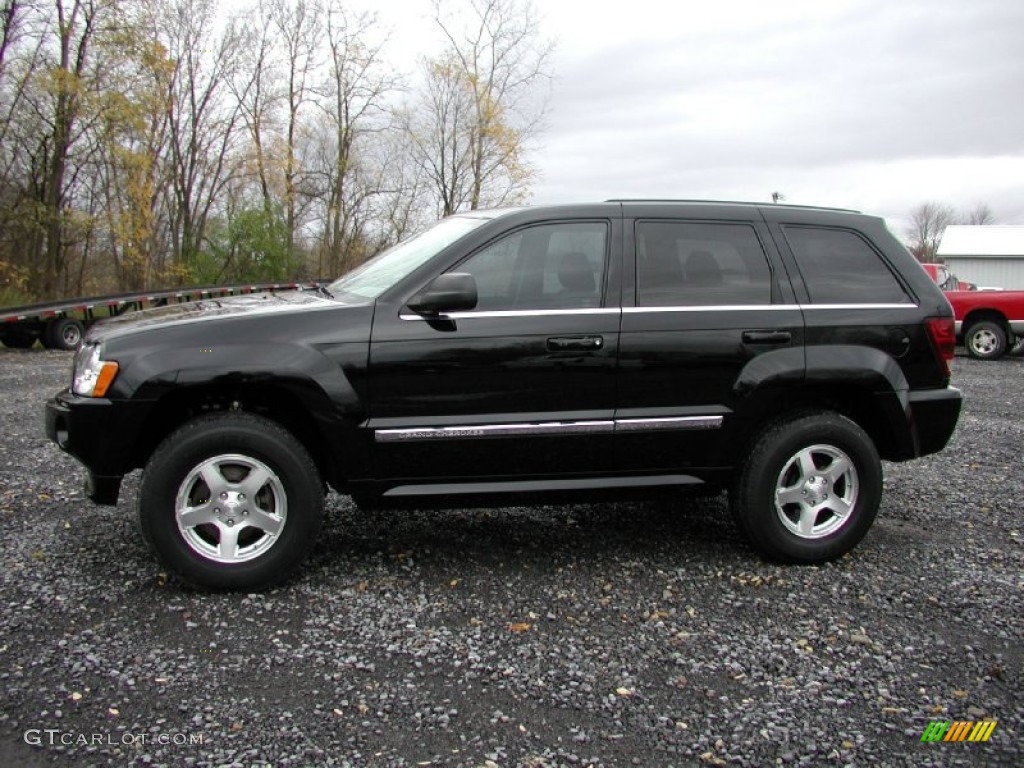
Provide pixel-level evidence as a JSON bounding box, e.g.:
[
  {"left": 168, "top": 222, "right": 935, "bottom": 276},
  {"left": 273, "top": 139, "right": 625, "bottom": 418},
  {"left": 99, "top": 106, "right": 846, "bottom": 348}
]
[
  {"left": 908, "top": 386, "right": 963, "bottom": 457},
  {"left": 45, "top": 390, "right": 153, "bottom": 505}
]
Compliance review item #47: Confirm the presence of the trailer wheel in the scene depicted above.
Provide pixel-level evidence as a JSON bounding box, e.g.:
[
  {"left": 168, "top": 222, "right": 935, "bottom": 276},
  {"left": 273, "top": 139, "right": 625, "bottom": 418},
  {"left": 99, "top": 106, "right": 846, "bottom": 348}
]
[
  {"left": 43, "top": 317, "right": 85, "bottom": 350},
  {"left": 1, "top": 329, "right": 37, "bottom": 349}
]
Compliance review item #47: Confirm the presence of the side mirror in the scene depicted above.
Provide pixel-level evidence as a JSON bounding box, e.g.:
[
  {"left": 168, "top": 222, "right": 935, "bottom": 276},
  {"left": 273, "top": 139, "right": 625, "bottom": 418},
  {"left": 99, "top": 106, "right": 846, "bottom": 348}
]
[{"left": 408, "top": 273, "right": 478, "bottom": 315}]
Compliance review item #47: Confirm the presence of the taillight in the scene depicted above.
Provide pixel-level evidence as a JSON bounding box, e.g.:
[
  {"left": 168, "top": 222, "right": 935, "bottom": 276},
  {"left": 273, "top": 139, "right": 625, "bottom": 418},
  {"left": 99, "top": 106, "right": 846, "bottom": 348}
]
[{"left": 925, "top": 316, "right": 956, "bottom": 378}]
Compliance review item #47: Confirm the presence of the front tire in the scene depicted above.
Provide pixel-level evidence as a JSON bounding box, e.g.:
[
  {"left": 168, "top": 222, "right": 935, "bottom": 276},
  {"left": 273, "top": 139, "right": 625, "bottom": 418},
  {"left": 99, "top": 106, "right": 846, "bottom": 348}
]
[
  {"left": 138, "top": 412, "right": 324, "bottom": 590},
  {"left": 730, "top": 412, "right": 882, "bottom": 563},
  {"left": 964, "top": 320, "right": 1007, "bottom": 360}
]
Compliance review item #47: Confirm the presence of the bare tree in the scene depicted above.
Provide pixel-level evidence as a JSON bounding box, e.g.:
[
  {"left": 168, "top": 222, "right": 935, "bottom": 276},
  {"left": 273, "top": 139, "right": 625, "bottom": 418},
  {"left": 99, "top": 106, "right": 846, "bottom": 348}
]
[
  {"left": 906, "top": 202, "right": 956, "bottom": 262},
  {"left": 161, "top": 0, "right": 244, "bottom": 273},
  {"left": 0, "top": 0, "right": 22, "bottom": 82},
  {"left": 408, "top": 0, "right": 552, "bottom": 216},
  {"left": 268, "top": 0, "right": 321, "bottom": 258},
  {"left": 229, "top": 0, "right": 283, "bottom": 221},
  {"left": 313, "top": 4, "right": 400, "bottom": 276},
  {"left": 959, "top": 203, "right": 995, "bottom": 226}
]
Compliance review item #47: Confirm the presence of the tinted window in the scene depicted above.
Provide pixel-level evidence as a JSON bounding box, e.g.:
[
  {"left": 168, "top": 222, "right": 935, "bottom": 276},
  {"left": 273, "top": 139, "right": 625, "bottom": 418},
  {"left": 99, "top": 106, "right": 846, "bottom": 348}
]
[
  {"left": 635, "top": 221, "right": 772, "bottom": 306},
  {"left": 784, "top": 226, "right": 911, "bottom": 304},
  {"left": 453, "top": 222, "right": 608, "bottom": 310}
]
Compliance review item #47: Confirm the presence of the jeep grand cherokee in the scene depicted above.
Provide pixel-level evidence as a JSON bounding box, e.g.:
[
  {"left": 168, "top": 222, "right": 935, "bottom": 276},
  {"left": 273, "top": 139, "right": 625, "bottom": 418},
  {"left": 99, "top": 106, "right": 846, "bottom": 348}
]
[{"left": 45, "top": 201, "right": 962, "bottom": 589}]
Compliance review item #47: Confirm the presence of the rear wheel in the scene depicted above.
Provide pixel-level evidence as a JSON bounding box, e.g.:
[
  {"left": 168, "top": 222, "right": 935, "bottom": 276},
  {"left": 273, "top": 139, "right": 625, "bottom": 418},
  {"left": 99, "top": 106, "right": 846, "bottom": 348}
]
[
  {"left": 731, "top": 411, "right": 882, "bottom": 563},
  {"left": 43, "top": 317, "right": 85, "bottom": 350},
  {"left": 138, "top": 412, "right": 324, "bottom": 590},
  {"left": 964, "top": 320, "right": 1007, "bottom": 360}
]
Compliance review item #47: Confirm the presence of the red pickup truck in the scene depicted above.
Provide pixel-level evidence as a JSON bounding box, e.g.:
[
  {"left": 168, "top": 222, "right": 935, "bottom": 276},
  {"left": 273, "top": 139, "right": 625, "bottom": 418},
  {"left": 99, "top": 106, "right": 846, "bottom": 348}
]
[{"left": 922, "top": 264, "right": 1024, "bottom": 359}]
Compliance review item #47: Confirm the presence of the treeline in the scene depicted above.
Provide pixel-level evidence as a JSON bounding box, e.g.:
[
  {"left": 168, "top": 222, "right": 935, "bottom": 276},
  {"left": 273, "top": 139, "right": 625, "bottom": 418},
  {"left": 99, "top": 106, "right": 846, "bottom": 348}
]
[{"left": 0, "top": 0, "right": 550, "bottom": 303}]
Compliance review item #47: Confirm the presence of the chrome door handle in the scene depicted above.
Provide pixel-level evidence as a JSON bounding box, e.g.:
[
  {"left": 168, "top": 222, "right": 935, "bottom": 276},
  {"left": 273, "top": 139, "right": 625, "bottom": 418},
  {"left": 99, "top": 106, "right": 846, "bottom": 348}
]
[
  {"left": 546, "top": 335, "right": 604, "bottom": 351},
  {"left": 741, "top": 330, "right": 792, "bottom": 344}
]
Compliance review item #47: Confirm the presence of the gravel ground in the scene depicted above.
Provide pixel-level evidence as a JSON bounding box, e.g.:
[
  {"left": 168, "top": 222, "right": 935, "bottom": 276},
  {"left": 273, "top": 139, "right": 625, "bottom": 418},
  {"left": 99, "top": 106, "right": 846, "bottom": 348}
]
[{"left": 0, "top": 348, "right": 1020, "bottom": 768}]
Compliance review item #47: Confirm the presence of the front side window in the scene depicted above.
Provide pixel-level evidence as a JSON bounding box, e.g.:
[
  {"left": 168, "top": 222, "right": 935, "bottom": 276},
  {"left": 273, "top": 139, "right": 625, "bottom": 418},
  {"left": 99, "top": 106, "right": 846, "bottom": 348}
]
[
  {"left": 453, "top": 221, "right": 608, "bottom": 310},
  {"left": 784, "top": 226, "right": 912, "bottom": 304},
  {"left": 635, "top": 221, "right": 772, "bottom": 306}
]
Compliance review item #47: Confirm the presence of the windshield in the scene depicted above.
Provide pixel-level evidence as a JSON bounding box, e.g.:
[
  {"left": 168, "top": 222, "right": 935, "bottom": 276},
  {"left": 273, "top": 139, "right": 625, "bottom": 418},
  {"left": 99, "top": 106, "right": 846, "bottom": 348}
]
[{"left": 326, "top": 215, "right": 492, "bottom": 302}]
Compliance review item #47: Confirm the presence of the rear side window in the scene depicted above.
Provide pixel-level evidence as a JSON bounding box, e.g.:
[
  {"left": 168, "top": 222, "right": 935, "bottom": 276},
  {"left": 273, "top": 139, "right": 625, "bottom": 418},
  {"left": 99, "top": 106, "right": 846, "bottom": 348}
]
[
  {"left": 784, "top": 226, "right": 911, "bottom": 304},
  {"left": 635, "top": 221, "right": 772, "bottom": 306}
]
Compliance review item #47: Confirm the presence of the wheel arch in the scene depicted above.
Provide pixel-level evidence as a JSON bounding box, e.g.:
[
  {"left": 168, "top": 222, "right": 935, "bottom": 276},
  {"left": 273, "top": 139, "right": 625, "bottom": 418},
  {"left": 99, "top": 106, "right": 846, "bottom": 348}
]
[
  {"left": 130, "top": 377, "right": 361, "bottom": 492},
  {"left": 726, "top": 345, "right": 915, "bottom": 465},
  {"left": 962, "top": 308, "right": 1009, "bottom": 337}
]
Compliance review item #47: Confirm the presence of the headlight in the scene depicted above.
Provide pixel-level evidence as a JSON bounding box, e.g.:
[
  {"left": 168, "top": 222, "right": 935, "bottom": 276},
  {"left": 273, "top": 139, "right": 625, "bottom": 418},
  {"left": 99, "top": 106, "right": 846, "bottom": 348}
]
[{"left": 72, "top": 343, "right": 119, "bottom": 397}]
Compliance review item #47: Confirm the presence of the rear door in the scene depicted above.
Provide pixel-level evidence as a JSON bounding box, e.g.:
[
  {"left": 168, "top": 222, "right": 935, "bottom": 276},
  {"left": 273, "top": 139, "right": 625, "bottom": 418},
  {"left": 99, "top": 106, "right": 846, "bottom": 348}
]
[
  {"left": 367, "top": 215, "right": 623, "bottom": 488},
  {"left": 615, "top": 204, "right": 804, "bottom": 473}
]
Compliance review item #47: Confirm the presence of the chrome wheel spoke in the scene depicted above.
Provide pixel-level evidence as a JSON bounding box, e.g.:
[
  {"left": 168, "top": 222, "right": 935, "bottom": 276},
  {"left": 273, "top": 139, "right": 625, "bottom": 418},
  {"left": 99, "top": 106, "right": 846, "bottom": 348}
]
[
  {"left": 217, "top": 523, "right": 241, "bottom": 560},
  {"left": 823, "top": 456, "right": 852, "bottom": 485},
  {"left": 198, "top": 460, "right": 231, "bottom": 498},
  {"left": 798, "top": 505, "right": 819, "bottom": 536},
  {"left": 247, "top": 508, "right": 284, "bottom": 536},
  {"left": 776, "top": 486, "right": 805, "bottom": 507},
  {"left": 240, "top": 464, "right": 273, "bottom": 499},
  {"left": 796, "top": 450, "right": 817, "bottom": 481},
  {"left": 178, "top": 501, "right": 217, "bottom": 528},
  {"left": 823, "top": 495, "right": 853, "bottom": 518}
]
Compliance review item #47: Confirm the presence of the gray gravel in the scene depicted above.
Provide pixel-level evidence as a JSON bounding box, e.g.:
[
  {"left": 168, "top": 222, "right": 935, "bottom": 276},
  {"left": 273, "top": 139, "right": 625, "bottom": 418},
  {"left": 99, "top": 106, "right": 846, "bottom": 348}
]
[{"left": 1, "top": 348, "right": 1020, "bottom": 767}]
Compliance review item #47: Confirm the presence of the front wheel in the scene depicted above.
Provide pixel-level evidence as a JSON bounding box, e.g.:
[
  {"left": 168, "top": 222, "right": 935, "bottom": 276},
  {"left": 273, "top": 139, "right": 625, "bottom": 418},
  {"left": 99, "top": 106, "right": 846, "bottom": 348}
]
[
  {"left": 138, "top": 412, "right": 324, "bottom": 590},
  {"left": 964, "top": 320, "right": 1007, "bottom": 360},
  {"left": 730, "top": 412, "right": 882, "bottom": 564}
]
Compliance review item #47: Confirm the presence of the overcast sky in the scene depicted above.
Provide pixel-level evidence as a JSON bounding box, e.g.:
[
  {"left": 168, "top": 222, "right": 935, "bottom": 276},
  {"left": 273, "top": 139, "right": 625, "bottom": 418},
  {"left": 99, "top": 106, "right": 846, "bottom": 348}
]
[
  {"left": 529, "top": 0, "right": 1024, "bottom": 230},
  {"left": 238, "top": 0, "right": 1024, "bottom": 236}
]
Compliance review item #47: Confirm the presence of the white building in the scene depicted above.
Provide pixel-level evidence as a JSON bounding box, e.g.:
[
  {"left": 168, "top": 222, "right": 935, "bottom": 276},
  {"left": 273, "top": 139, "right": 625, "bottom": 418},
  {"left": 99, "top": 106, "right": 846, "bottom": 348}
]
[{"left": 936, "top": 225, "right": 1024, "bottom": 289}]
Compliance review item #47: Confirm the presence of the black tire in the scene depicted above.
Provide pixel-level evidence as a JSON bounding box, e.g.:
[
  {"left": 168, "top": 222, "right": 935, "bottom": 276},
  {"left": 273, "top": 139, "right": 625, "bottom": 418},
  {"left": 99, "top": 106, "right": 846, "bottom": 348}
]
[
  {"left": 138, "top": 412, "right": 324, "bottom": 590},
  {"left": 43, "top": 317, "right": 85, "bottom": 350},
  {"left": 1, "top": 329, "right": 37, "bottom": 349},
  {"left": 964, "top": 320, "right": 1007, "bottom": 360},
  {"left": 730, "top": 411, "right": 882, "bottom": 564}
]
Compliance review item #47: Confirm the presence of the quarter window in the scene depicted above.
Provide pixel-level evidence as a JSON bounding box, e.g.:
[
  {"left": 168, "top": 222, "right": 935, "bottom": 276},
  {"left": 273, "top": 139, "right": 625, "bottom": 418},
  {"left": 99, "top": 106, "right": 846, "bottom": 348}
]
[
  {"left": 453, "top": 222, "right": 608, "bottom": 310},
  {"left": 635, "top": 221, "right": 773, "bottom": 306},
  {"left": 783, "top": 226, "right": 912, "bottom": 304}
]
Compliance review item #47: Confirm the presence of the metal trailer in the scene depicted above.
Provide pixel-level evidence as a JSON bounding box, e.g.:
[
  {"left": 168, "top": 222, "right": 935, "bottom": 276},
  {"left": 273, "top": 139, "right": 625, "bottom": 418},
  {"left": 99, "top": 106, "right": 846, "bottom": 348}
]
[{"left": 0, "top": 281, "right": 317, "bottom": 351}]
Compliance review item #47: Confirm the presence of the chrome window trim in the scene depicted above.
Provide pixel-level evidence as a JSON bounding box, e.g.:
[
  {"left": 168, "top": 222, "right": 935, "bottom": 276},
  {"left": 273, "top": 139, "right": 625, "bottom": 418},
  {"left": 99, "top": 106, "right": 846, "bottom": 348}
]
[
  {"left": 400, "top": 308, "right": 621, "bottom": 321},
  {"left": 401, "top": 303, "right": 919, "bottom": 320},
  {"left": 799, "top": 303, "right": 918, "bottom": 310},
  {"left": 624, "top": 303, "right": 918, "bottom": 313},
  {"left": 624, "top": 305, "right": 797, "bottom": 313}
]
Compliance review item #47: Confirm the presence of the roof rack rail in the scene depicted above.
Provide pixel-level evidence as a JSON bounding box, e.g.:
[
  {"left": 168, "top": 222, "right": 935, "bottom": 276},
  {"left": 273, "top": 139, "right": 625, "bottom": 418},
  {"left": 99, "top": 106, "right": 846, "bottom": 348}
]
[{"left": 604, "top": 198, "right": 861, "bottom": 214}]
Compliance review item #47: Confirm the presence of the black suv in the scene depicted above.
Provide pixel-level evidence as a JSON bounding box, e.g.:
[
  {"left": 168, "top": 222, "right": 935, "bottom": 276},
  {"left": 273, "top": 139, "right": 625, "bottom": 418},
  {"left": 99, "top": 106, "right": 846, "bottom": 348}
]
[{"left": 45, "top": 201, "right": 962, "bottom": 589}]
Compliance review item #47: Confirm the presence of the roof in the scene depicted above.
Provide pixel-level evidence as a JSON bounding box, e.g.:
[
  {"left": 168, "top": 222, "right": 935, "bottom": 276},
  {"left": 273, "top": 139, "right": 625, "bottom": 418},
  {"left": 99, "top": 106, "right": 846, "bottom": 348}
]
[{"left": 937, "top": 225, "right": 1024, "bottom": 258}]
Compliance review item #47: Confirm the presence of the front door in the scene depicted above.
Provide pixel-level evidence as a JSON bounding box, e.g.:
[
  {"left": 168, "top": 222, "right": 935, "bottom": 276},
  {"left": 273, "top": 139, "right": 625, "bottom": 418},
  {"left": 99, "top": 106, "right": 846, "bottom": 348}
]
[{"left": 368, "top": 218, "right": 622, "bottom": 490}]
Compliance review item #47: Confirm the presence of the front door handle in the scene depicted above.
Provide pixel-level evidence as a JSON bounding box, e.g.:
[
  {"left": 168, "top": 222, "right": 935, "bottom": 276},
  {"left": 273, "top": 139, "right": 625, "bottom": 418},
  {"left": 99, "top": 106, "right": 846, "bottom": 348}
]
[
  {"left": 741, "top": 330, "right": 792, "bottom": 344},
  {"left": 547, "top": 335, "right": 604, "bottom": 351}
]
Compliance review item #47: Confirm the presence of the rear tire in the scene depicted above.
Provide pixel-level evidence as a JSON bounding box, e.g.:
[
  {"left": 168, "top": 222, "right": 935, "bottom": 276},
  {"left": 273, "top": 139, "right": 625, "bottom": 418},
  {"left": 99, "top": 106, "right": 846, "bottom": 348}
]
[
  {"left": 730, "top": 411, "right": 882, "bottom": 564},
  {"left": 43, "top": 317, "right": 85, "bottom": 350},
  {"left": 964, "top": 320, "right": 1007, "bottom": 360},
  {"left": 138, "top": 412, "right": 324, "bottom": 590},
  {"left": 1, "top": 329, "right": 37, "bottom": 349}
]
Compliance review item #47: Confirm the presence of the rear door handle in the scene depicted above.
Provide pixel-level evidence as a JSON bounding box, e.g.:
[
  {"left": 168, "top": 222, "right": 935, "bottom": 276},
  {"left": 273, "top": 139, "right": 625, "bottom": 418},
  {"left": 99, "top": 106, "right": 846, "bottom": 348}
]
[
  {"left": 741, "top": 330, "right": 792, "bottom": 344},
  {"left": 547, "top": 335, "right": 604, "bottom": 351}
]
